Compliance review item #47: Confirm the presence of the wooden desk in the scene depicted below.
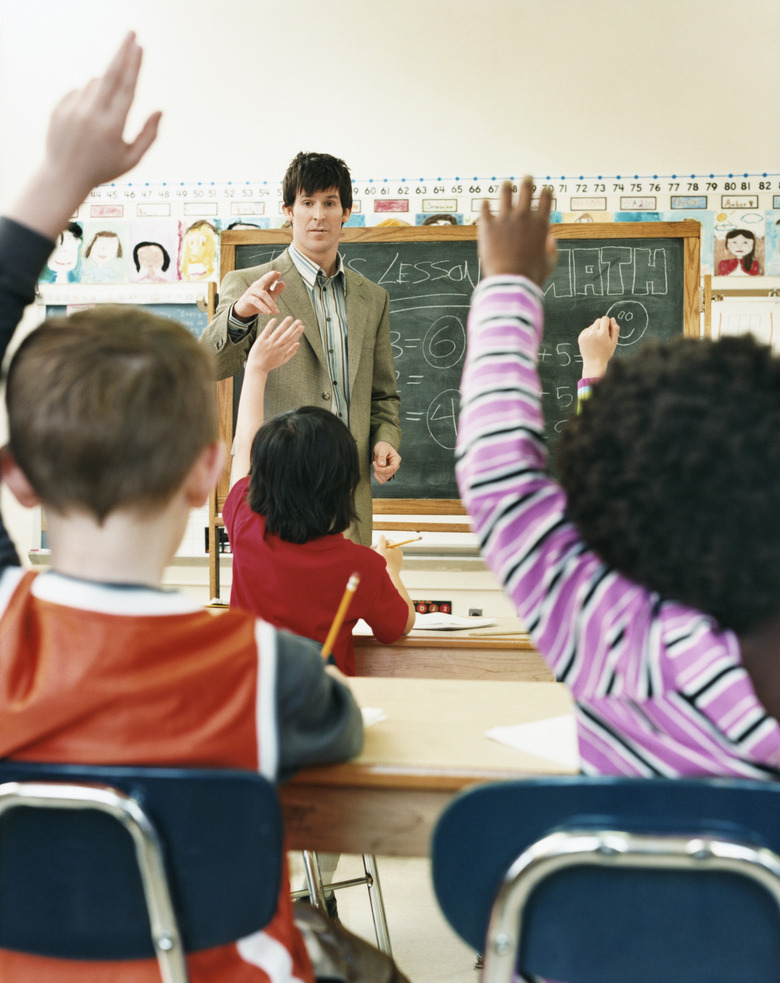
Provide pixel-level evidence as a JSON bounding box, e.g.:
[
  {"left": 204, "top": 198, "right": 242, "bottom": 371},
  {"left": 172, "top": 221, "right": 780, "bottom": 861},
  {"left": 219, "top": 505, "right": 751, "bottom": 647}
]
[
  {"left": 280, "top": 676, "right": 576, "bottom": 857},
  {"left": 353, "top": 618, "right": 553, "bottom": 681}
]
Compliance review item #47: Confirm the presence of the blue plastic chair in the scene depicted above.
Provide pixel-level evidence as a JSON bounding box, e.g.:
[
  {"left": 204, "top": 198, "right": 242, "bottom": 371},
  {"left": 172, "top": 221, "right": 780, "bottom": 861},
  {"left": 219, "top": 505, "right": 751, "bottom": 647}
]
[
  {"left": 431, "top": 776, "right": 780, "bottom": 983},
  {"left": 0, "top": 761, "right": 283, "bottom": 983}
]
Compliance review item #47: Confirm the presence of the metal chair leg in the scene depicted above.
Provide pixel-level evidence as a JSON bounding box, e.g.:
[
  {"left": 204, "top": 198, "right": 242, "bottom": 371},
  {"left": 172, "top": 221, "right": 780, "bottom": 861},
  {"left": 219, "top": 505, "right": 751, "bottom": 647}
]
[
  {"left": 295, "top": 851, "right": 393, "bottom": 954},
  {"left": 301, "top": 850, "right": 329, "bottom": 910},
  {"left": 362, "top": 853, "right": 392, "bottom": 955}
]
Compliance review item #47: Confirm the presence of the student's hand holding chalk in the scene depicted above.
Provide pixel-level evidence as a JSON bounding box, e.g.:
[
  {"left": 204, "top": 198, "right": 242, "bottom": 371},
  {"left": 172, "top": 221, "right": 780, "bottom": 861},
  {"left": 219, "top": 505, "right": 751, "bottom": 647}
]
[
  {"left": 478, "top": 177, "right": 556, "bottom": 286},
  {"left": 578, "top": 316, "right": 620, "bottom": 380},
  {"left": 8, "top": 31, "right": 161, "bottom": 241},
  {"left": 233, "top": 270, "right": 287, "bottom": 320},
  {"left": 246, "top": 316, "right": 305, "bottom": 374}
]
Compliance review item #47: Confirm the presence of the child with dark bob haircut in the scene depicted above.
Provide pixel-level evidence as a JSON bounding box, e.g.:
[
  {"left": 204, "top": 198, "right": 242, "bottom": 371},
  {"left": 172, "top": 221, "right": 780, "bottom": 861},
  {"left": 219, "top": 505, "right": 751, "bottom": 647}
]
[
  {"left": 457, "top": 177, "right": 780, "bottom": 780},
  {"left": 249, "top": 405, "right": 360, "bottom": 544},
  {"left": 224, "top": 318, "right": 415, "bottom": 677}
]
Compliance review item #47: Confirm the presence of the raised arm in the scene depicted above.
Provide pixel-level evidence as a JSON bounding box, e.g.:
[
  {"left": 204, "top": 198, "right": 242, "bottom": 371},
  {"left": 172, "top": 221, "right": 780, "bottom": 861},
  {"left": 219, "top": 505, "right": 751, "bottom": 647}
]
[
  {"left": 230, "top": 316, "right": 304, "bottom": 488},
  {"left": 6, "top": 31, "right": 160, "bottom": 241},
  {"left": 0, "top": 32, "right": 159, "bottom": 576}
]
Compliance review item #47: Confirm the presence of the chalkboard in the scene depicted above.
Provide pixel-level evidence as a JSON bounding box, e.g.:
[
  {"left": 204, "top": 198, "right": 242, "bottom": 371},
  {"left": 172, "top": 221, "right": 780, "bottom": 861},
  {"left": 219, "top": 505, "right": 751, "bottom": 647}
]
[{"left": 218, "top": 222, "right": 701, "bottom": 509}]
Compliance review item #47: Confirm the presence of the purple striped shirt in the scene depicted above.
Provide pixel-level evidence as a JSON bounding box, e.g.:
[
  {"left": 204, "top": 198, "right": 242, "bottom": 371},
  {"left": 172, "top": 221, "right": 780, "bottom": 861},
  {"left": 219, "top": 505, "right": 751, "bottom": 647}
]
[{"left": 456, "top": 276, "right": 780, "bottom": 779}]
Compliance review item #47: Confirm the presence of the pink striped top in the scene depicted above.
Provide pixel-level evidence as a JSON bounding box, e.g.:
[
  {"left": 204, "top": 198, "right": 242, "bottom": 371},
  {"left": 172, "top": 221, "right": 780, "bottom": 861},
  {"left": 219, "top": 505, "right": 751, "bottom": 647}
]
[{"left": 456, "top": 276, "right": 780, "bottom": 778}]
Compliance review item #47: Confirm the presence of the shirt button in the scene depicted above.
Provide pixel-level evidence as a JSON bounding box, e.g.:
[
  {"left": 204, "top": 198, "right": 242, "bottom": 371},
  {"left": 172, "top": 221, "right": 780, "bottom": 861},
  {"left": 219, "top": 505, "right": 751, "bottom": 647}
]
[{"left": 322, "top": 391, "right": 331, "bottom": 401}]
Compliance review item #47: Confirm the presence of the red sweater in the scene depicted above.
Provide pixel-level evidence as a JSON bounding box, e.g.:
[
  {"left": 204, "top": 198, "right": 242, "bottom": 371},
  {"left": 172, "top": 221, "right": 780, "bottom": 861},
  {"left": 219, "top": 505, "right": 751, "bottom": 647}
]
[{"left": 224, "top": 477, "right": 409, "bottom": 674}]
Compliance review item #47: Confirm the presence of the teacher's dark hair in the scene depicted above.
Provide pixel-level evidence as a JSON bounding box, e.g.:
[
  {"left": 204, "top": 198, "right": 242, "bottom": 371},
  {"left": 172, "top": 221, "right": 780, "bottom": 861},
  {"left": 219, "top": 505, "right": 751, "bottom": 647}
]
[
  {"left": 282, "top": 151, "right": 353, "bottom": 213},
  {"left": 556, "top": 334, "right": 780, "bottom": 635},
  {"left": 248, "top": 406, "right": 359, "bottom": 543}
]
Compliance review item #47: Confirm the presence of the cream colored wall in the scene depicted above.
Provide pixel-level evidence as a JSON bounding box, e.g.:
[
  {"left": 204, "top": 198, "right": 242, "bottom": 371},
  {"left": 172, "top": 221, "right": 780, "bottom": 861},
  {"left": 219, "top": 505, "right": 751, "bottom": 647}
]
[
  {"left": 2, "top": 0, "right": 779, "bottom": 196},
  {"left": 1, "top": 0, "right": 778, "bottom": 610}
]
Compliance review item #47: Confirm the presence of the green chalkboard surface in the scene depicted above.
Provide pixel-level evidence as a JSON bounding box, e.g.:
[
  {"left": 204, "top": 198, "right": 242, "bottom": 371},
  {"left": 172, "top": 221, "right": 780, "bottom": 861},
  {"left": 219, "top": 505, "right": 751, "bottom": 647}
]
[{"left": 220, "top": 222, "right": 701, "bottom": 508}]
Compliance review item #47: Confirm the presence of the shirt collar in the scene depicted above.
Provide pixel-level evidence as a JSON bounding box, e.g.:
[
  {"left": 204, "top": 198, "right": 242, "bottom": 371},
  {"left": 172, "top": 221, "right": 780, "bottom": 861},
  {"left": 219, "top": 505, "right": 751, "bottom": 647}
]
[{"left": 289, "top": 242, "right": 346, "bottom": 289}]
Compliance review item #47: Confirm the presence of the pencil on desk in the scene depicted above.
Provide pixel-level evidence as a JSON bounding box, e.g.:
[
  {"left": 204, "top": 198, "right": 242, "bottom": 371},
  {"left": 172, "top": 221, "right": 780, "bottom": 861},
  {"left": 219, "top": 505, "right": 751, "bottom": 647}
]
[
  {"left": 387, "top": 535, "right": 422, "bottom": 549},
  {"left": 321, "top": 572, "right": 361, "bottom": 660}
]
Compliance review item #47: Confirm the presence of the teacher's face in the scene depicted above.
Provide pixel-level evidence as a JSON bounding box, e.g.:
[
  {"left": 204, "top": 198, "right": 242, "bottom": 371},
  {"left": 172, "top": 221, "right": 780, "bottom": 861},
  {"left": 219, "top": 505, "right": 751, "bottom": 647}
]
[{"left": 284, "top": 186, "right": 350, "bottom": 266}]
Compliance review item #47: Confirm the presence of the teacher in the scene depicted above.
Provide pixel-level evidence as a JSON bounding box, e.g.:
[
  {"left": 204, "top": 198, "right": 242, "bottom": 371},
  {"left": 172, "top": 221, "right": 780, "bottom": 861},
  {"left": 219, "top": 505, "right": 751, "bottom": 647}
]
[{"left": 202, "top": 152, "right": 401, "bottom": 545}]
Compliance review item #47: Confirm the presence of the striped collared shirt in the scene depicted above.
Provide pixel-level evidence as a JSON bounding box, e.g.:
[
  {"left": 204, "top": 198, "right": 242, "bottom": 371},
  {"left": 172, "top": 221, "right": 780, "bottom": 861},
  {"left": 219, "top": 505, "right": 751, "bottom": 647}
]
[{"left": 289, "top": 243, "right": 350, "bottom": 424}]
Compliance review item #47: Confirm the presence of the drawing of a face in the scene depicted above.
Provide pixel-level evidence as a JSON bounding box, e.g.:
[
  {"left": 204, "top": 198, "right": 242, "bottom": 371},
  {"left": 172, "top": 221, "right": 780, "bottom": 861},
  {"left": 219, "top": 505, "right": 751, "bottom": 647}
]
[
  {"left": 181, "top": 222, "right": 218, "bottom": 279},
  {"left": 726, "top": 233, "right": 754, "bottom": 259},
  {"left": 137, "top": 243, "right": 165, "bottom": 274},
  {"left": 48, "top": 226, "right": 81, "bottom": 280},
  {"left": 88, "top": 232, "right": 121, "bottom": 265}
]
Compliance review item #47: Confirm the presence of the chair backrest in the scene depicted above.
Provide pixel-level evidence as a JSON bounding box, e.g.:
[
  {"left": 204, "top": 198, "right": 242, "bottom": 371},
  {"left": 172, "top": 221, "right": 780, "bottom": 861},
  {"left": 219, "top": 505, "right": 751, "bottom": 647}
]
[
  {"left": 0, "top": 761, "right": 282, "bottom": 980},
  {"left": 431, "top": 776, "right": 780, "bottom": 983}
]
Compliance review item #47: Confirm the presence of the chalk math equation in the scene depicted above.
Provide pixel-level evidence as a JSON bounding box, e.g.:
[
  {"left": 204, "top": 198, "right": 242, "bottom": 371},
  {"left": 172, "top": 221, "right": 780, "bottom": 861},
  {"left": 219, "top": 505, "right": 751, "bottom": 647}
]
[{"left": 341, "top": 240, "right": 479, "bottom": 497}]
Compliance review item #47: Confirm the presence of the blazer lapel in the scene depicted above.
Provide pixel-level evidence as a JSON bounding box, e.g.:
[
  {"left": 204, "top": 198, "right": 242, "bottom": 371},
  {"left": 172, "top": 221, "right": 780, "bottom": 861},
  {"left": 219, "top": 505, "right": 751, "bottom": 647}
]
[
  {"left": 276, "top": 250, "right": 325, "bottom": 367},
  {"left": 345, "top": 269, "right": 368, "bottom": 391}
]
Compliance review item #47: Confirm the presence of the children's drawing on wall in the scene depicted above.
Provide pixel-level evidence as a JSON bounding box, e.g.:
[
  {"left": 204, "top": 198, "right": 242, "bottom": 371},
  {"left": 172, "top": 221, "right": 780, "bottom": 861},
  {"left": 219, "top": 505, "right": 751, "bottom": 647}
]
[
  {"left": 40, "top": 222, "right": 82, "bottom": 283},
  {"left": 178, "top": 219, "right": 220, "bottom": 281},
  {"left": 418, "top": 213, "right": 462, "bottom": 225},
  {"left": 616, "top": 212, "right": 661, "bottom": 223},
  {"left": 714, "top": 212, "right": 764, "bottom": 277},
  {"left": 133, "top": 241, "right": 171, "bottom": 282},
  {"left": 225, "top": 220, "right": 270, "bottom": 231},
  {"left": 129, "top": 219, "right": 178, "bottom": 283},
  {"left": 561, "top": 211, "right": 613, "bottom": 223},
  {"left": 81, "top": 224, "right": 128, "bottom": 283},
  {"left": 663, "top": 210, "right": 715, "bottom": 274},
  {"left": 762, "top": 211, "right": 780, "bottom": 276},
  {"left": 719, "top": 229, "right": 761, "bottom": 276}
]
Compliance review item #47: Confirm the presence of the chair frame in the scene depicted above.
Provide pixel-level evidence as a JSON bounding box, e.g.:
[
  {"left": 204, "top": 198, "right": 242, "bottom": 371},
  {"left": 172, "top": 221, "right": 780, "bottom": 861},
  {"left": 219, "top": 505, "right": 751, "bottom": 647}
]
[
  {"left": 294, "top": 849, "right": 392, "bottom": 954},
  {"left": 483, "top": 827, "right": 780, "bottom": 983},
  {"left": 0, "top": 762, "right": 283, "bottom": 983},
  {"left": 0, "top": 778, "right": 188, "bottom": 983},
  {"left": 432, "top": 776, "right": 780, "bottom": 983}
]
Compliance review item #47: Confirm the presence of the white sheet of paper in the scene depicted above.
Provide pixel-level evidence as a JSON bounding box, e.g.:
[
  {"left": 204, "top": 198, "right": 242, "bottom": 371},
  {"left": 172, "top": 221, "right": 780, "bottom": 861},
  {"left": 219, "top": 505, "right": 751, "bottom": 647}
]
[
  {"left": 361, "top": 707, "right": 387, "bottom": 727},
  {"left": 414, "top": 612, "right": 497, "bottom": 630},
  {"left": 486, "top": 714, "right": 580, "bottom": 769}
]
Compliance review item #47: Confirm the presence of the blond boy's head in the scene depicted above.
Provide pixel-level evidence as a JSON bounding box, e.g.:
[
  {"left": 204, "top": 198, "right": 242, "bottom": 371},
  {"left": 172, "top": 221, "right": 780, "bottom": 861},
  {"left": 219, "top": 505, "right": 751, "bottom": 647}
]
[{"left": 4, "top": 306, "right": 217, "bottom": 523}]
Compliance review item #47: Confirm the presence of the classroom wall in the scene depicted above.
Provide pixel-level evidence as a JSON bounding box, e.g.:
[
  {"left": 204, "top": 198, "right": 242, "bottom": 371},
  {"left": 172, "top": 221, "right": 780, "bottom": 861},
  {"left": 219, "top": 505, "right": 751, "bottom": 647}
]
[
  {"left": 1, "top": 0, "right": 779, "bottom": 607},
  {"left": 1, "top": 0, "right": 779, "bottom": 198}
]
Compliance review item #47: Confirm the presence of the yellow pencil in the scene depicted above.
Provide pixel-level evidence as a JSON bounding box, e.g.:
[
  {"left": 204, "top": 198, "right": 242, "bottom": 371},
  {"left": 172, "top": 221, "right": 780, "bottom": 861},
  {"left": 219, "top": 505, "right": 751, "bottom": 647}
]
[
  {"left": 387, "top": 535, "right": 423, "bottom": 549},
  {"left": 321, "top": 572, "right": 361, "bottom": 660}
]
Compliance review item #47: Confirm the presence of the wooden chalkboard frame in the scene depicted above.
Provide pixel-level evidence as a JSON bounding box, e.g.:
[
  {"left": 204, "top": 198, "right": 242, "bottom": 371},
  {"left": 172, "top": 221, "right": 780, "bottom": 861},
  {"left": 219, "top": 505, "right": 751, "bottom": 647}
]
[{"left": 211, "top": 221, "right": 701, "bottom": 552}]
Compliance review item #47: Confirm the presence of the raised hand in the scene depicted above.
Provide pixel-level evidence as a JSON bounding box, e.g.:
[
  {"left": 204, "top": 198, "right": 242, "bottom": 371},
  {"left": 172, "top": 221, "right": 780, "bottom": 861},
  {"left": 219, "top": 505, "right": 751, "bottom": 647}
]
[
  {"left": 478, "top": 176, "right": 557, "bottom": 286},
  {"left": 8, "top": 31, "right": 161, "bottom": 239}
]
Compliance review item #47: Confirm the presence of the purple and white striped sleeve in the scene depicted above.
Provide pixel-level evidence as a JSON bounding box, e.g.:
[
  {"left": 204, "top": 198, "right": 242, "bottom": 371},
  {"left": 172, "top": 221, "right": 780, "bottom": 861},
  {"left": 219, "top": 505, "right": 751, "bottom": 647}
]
[{"left": 455, "top": 277, "right": 729, "bottom": 701}]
